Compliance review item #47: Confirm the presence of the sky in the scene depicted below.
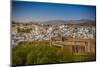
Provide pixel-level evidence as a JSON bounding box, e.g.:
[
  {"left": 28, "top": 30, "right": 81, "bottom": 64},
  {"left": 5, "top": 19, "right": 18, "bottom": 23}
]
[{"left": 12, "top": 1, "right": 96, "bottom": 22}]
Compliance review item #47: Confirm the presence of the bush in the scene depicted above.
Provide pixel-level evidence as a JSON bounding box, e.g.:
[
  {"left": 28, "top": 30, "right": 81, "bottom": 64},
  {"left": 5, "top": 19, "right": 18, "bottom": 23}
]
[{"left": 12, "top": 41, "right": 95, "bottom": 66}]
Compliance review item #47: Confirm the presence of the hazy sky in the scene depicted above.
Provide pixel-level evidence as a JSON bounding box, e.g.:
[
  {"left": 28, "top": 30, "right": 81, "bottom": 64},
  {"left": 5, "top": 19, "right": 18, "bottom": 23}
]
[{"left": 12, "top": 1, "right": 96, "bottom": 22}]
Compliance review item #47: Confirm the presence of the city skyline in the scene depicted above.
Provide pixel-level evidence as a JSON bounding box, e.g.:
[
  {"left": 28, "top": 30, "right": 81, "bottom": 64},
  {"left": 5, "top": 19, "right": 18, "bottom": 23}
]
[{"left": 12, "top": 1, "right": 96, "bottom": 22}]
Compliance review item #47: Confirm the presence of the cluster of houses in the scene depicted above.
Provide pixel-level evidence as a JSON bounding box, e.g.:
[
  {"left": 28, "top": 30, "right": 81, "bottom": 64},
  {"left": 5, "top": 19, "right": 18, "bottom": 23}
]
[{"left": 11, "top": 22, "right": 96, "bottom": 47}]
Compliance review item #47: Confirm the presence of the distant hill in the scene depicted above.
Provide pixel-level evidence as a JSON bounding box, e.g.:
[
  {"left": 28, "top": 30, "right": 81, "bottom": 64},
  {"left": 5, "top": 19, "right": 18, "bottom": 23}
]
[
  {"left": 13, "top": 19, "right": 96, "bottom": 26},
  {"left": 41, "top": 19, "right": 95, "bottom": 25}
]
